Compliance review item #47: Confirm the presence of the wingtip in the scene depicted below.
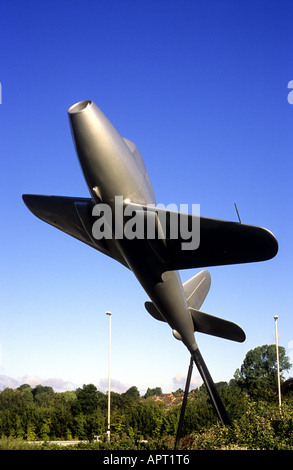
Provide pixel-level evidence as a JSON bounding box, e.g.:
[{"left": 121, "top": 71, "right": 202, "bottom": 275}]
[
  {"left": 22, "top": 194, "right": 42, "bottom": 215},
  {"left": 22, "top": 194, "right": 34, "bottom": 210},
  {"left": 261, "top": 227, "right": 279, "bottom": 260}
]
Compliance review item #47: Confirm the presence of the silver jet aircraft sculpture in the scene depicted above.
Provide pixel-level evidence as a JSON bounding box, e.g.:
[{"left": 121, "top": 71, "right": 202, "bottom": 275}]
[{"left": 23, "top": 100, "right": 278, "bottom": 431}]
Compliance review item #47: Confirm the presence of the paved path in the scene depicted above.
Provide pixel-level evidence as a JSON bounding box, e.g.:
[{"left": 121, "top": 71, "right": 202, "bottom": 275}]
[{"left": 27, "top": 440, "right": 91, "bottom": 446}]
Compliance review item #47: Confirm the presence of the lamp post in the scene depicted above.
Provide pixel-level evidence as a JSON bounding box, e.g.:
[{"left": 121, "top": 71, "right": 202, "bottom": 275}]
[
  {"left": 106, "top": 311, "right": 112, "bottom": 440},
  {"left": 274, "top": 315, "right": 282, "bottom": 414}
]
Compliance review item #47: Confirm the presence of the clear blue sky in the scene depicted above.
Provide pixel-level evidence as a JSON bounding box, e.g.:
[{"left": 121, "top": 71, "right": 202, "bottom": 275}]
[{"left": 0, "top": 0, "right": 293, "bottom": 394}]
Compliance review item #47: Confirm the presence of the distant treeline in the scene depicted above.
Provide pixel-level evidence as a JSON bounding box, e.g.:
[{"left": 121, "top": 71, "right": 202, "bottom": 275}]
[
  {"left": 0, "top": 382, "right": 215, "bottom": 441},
  {"left": 0, "top": 344, "right": 292, "bottom": 449}
]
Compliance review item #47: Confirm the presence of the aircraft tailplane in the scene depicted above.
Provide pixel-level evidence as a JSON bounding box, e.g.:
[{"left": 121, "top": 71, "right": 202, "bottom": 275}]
[
  {"left": 145, "top": 267, "right": 245, "bottom": 342},
  {"left": 190, "top": 308, "right": 245, "bottom": 343}
]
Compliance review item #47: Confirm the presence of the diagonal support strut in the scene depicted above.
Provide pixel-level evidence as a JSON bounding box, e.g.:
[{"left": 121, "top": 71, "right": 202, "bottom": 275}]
[
  {"left": 174, "top": 347, "right": 232, "bottom": 450},
  {"left": 174, "top": 355, "right": 194, "bottom": 450},
  {"left": 192, "top": 347, "right": 232, "bottom": 426}
]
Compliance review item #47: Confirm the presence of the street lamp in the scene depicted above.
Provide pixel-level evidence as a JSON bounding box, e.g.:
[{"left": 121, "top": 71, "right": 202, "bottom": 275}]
[
  {"left": 274, "top": 315, "right": 282, "bottom": 414},
  {"left": 106, "top": 311, "right": 112, "bottom": 440}
]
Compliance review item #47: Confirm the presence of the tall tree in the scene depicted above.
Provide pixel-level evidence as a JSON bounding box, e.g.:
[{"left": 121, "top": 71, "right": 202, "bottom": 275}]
[
  {"left": 75, "top": 384, "right": 99, "bottom": 415},
  {"left": 234, "top": 344, "right": 291, "bottom": 398},
  {"left": 122, "top": 386, "right": 140, "bottom": 401}
]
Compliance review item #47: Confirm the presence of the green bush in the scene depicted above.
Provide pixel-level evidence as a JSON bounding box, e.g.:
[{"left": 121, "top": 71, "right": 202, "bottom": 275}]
[{"left": 178, "top": 398, "right": 293, "bottom": 450}]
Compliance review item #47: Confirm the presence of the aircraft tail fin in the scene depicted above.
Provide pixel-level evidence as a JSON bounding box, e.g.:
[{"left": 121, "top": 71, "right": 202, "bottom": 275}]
[
  {"left": 183, "top": 270, "right": 211, "bottom": 310},
  {"left": 183, "top": 270, "right": 245, "bottom": 342}
]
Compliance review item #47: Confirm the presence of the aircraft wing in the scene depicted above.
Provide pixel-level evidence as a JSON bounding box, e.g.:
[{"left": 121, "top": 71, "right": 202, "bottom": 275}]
[
  {"left": 23, "top": 196, "right": 278, "bottom": 272},
  {"left": 128, "top": 203, "right": 278, "bottom": 270},
  {"left": 164, "top": 213, "right": 278, "bottom": 270},
  {"left": 22, "top": 194, "right": 129, "bottom": 268}
]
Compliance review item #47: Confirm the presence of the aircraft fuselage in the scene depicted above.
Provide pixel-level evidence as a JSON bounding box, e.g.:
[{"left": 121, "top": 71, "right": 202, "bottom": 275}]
[{"left": 68, "top": 100, "right": 197, "bottom": 352}]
